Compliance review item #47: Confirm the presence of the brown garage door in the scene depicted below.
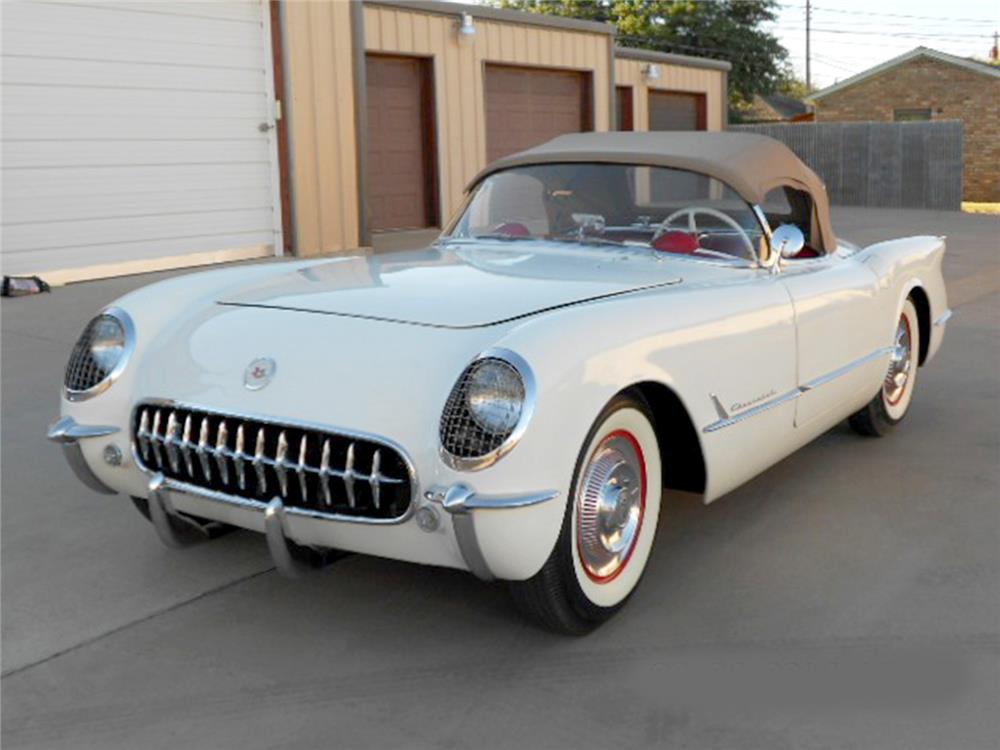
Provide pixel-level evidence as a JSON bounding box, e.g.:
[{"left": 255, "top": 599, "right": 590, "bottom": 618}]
[
  {"left": 648, "top": 91, "right": 707, "bottom": 131},
  {"left": 365, "top": 55, "right": 437, "bottom": 232},
  {"left": 616, "top": 86, "right": 634, "bottom": 131},
  {"left": 485, "top": 64, "right": 591, "bottom": 163}
]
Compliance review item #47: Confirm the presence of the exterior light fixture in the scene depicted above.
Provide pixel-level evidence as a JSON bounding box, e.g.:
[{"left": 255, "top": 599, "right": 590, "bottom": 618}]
[
  {"left": 642, "top": 63, "right": 661, "bottom": 81},
  {"left": 458, "top": 13, "right": 476, "bottom": 41}
]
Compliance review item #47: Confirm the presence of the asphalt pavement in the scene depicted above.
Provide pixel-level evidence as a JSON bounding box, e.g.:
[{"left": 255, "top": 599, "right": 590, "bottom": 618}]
[{"left": 2, "top": 207, "right": 998, "bottom": 749}]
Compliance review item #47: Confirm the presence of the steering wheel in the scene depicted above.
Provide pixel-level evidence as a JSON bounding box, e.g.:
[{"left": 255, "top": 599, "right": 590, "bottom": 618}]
[{"left": 653, "top": 207, "right": 755, "bottom": 259}]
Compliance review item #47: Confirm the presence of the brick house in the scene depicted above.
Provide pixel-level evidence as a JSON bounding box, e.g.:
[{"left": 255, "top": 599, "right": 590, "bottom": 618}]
[
  {"left": 741, "top": 93, "right": 814, "bottom": 124},
  {"left": 809, "top": 47, "right": 1000, "bottom": 202}
]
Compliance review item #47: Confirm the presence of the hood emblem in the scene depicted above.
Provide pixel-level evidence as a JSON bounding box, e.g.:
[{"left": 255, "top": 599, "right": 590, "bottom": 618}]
[{"left": 244, "top": 357, "right": 276, "bottom": 391}]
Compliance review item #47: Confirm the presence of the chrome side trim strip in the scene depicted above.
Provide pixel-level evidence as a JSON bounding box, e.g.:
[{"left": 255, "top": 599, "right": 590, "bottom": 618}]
[
  {"left": 702, "top": 388, "right": 801, "bottom": 433},
  {"left": 934, "top": 309, "right": 953, "bottom": 327},
  {"left": 799, "top": 347, "right": 894, "bottom": 392},
  {"left": 425, "top": 484, "right": 559, "bottom": 581},
  {"left": 702, "top": 346, "right": 895, "bottom": 433}
]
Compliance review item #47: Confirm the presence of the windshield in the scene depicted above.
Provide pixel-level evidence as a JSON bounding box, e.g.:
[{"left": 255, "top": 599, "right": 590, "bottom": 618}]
[{"left": 444, "top": 163, "right": 765, "bottom": 263}]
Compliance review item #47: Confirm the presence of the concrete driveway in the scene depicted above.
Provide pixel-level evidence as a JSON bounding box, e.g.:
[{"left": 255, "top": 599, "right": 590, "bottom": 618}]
[{"left": 3, "top": 207, "right": 998, "bottom": 749}]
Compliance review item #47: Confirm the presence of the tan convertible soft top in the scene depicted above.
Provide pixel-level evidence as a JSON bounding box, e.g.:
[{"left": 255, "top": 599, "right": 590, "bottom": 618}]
[{"left": 468, "top": 131, "right": 835, "bottom": 252}]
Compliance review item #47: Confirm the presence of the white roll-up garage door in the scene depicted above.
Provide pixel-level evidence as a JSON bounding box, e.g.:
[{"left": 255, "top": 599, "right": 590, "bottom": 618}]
[{"left": 1, "top": 1, "right": 282, "bottom": 283}]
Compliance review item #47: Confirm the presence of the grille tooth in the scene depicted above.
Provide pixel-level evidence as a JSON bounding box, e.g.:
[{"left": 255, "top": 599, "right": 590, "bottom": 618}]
[
  {"left": 370, "top": 449, "right": 381, "bottom": 510},
  {"left": 165, "top": 411, "right": 181, "bottom": 473},
  {"left": 253, "top": 427, "right": 267, "bottom": 495},
  {"left": 296, "top": 435, "right": 309, "bottom": 500},
  {"left": 344, "top": 442, "right": 357, "bottom": 508},
  {"left": 320, "top": 439, "right": 332, "bottom": 505},
  {"left": 197, "top": 418, "right": 213, "bottom": 481},
  {"left": 275, "top": 430, "right": 289, "bottom": 498},
  {"left": 133, "top": 404, "right": 411, "bottom": 520},
  {"left": 137, "top": 409, "right": 151, "bottom": 461},
  {"left": 151, "top": 410, "right": 163, "bottom": 468},
  {"left": 181, "top": 415, "right": 195, "bottom": 476},
  {"left": 215, "top": 420, "right": 230, "bottom": 485},
  {"left": 234, "top": 424, "right": 247, "bottom": 490}
]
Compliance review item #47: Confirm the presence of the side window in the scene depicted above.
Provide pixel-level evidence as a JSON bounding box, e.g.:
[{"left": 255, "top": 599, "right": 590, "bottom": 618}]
[{"left": 762, "top": 185, "right": 814, "bottom": 246}]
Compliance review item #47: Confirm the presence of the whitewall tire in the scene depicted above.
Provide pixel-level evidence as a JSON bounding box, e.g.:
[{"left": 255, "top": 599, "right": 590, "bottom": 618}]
[
  {"left": 849, "top": 298, "right": 920, "bottom": 436},
  {"left": 509, "top": 392, "right": 662, "bottom": 634}
]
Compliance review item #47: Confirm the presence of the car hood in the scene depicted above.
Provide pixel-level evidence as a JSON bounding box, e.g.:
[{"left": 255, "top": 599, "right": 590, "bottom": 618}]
[{"left": 217, "top": 242, "right": 683, "bottom": 328}]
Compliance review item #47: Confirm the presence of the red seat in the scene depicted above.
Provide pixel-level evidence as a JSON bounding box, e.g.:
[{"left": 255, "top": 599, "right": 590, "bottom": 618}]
[
  {"left": 493, "top": 221, "right": 530, "bottom": 237},
  {"left": 652, "top": 230, "right": 699, "bottom": 254},
  {"left": 791, "top": 247, "right": 820, "bottom": 259}
]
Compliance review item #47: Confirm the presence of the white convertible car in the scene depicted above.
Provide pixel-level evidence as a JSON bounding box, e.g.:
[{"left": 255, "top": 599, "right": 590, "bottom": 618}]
[{"left": 50, "top": 132, "right": 950, "bottom": 633}]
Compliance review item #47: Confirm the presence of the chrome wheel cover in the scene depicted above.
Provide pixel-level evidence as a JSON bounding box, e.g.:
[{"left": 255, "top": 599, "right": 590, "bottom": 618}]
[
  {"left": 884, "top": 314, "right": 913, "bottom": 406},
  {"left": 576, "top": 431, "right": 646, "bottom": 582}
]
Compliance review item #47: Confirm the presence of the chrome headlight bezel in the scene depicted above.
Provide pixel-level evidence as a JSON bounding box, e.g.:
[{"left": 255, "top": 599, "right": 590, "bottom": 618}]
[
  {"left": 439, "top": 348, "right": 536, "bottom": 472},
  {"left": 63, "top": 307, "right": 136, "bottom": 402}
]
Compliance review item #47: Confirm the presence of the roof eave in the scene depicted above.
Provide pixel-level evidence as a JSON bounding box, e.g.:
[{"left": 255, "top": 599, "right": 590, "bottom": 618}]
[
  {"left": 363, "top": 0, "right": 616, "bottom": 36},
  {"left": 809, "top": 46, "right": 1000, "bottom": 101},
  {"left": 614, "top": 46, "right": 731, "bottom": 72}
]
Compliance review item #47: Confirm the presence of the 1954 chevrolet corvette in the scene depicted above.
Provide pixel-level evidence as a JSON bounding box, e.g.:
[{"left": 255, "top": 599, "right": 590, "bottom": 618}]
[{"left": 49, "top": 132, "right": 950, "bottom": 633}]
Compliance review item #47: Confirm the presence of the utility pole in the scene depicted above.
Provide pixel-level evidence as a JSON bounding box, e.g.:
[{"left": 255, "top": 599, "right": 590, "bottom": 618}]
[{"left": 805, "top": 0, "right": 812, "bottom": 89}]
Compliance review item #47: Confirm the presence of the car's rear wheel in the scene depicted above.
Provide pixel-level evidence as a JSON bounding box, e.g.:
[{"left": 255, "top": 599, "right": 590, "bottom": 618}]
[
  {"left": 849, "top": 298, "right": 920, "bottom": 437},
  {"left": 509, "top": 392, "right": 662, "bottom": 634}
]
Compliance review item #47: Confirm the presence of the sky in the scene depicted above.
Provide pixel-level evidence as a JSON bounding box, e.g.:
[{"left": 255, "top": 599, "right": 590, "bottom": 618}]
[
  {"left": 766, "top": 0, "right": 1000, "bottom": 90},
  {"left": 456, "top": 0, "right": 1000, "bottom": 92}
]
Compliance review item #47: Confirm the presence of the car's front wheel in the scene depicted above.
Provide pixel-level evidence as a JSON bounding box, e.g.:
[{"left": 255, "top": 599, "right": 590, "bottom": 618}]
[
  {"left": 849, "top": 298, "right": 920, "bottom": 437},
  {"left": 509, "top": 392, "right": 662, "bottom": 634}
]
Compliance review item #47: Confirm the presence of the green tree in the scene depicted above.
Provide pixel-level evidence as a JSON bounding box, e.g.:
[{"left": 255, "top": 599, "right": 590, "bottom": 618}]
[{"left": 495, "top": 0, "right": 789, "bottom": 109}]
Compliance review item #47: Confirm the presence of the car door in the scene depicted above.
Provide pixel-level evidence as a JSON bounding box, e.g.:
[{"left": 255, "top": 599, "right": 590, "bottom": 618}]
[{"left": 780, "top": 252, "right": 885, "bottom": 427}]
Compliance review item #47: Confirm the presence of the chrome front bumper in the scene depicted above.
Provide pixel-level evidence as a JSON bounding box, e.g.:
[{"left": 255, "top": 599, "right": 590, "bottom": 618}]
[
  {"left": 47, "top": 416, "right": 120, "bottom": 495},
  {"left": 49, "top": 416, "right": 559, "bottom": 581},
  {"left": 424, "top": 484, "right": 559, "bottom": 581}
]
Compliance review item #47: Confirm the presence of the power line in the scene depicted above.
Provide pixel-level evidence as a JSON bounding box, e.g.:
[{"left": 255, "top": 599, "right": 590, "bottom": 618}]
[
  {"left": 811, "top": 53, "right": 859, "bottom": 74},
  {"left": 775, "top": 25, "right": 992, "bottom": 38},
  {"left": 778, "top": 3, "right": 998, "bottom": 24}
]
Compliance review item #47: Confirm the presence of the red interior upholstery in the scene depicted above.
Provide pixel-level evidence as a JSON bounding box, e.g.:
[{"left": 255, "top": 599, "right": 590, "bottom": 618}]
[
  {"left": 699, "top": 234, "right": 747, "bottom": 255},
  {"left": 493, "top": 221, "right": 530, "bottom": 237},
  {"left": 791, "top": 247, "right": 820, "bottom": 259},
  {"left": 652, "top": 230, "right": 699, "bottom": 254}
]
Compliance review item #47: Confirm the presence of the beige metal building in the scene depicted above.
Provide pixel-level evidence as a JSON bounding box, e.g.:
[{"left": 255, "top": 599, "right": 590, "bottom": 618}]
[
  {"left": 1, "top": 0, "right": 730, "bottom": 283},
  {"left": 283, "top": 0, "right": 730, "bottom": 257}
]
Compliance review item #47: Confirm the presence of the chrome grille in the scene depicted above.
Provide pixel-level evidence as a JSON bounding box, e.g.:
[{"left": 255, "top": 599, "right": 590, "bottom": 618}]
[
  {"left": 64, "top": 315, "right": 113, "bottom": 392},
  {"left": 440, "top": 358, "right": 520, "bottom": 459},
  {"left": 132, "top": 403, "right": 412, "bottom": 520}
]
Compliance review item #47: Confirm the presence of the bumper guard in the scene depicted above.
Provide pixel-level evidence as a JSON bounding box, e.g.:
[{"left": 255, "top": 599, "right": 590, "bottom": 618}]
[
  {"left": 47, "top": 416, "right": 120, "bottom": 495},
  {"left": 426, "top": 484, "right": 559, "bottom": 581}
]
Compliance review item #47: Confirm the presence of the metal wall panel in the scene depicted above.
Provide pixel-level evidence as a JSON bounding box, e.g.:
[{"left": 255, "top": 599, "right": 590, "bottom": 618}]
[
  {"left": 364, "top": 4, "right": 613, "bottom": 225},
  {"left": 1, "top": 0, "right": 282, "bottom": 277},
  {"left": 733, "top": 121, "right": 962, "bottom": 210},
  {"left": 283, "top": 0, "right": 361, "bottom": 256},
  {"left": 614, "top": 58, "right": 726, "bottom": 134}
]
